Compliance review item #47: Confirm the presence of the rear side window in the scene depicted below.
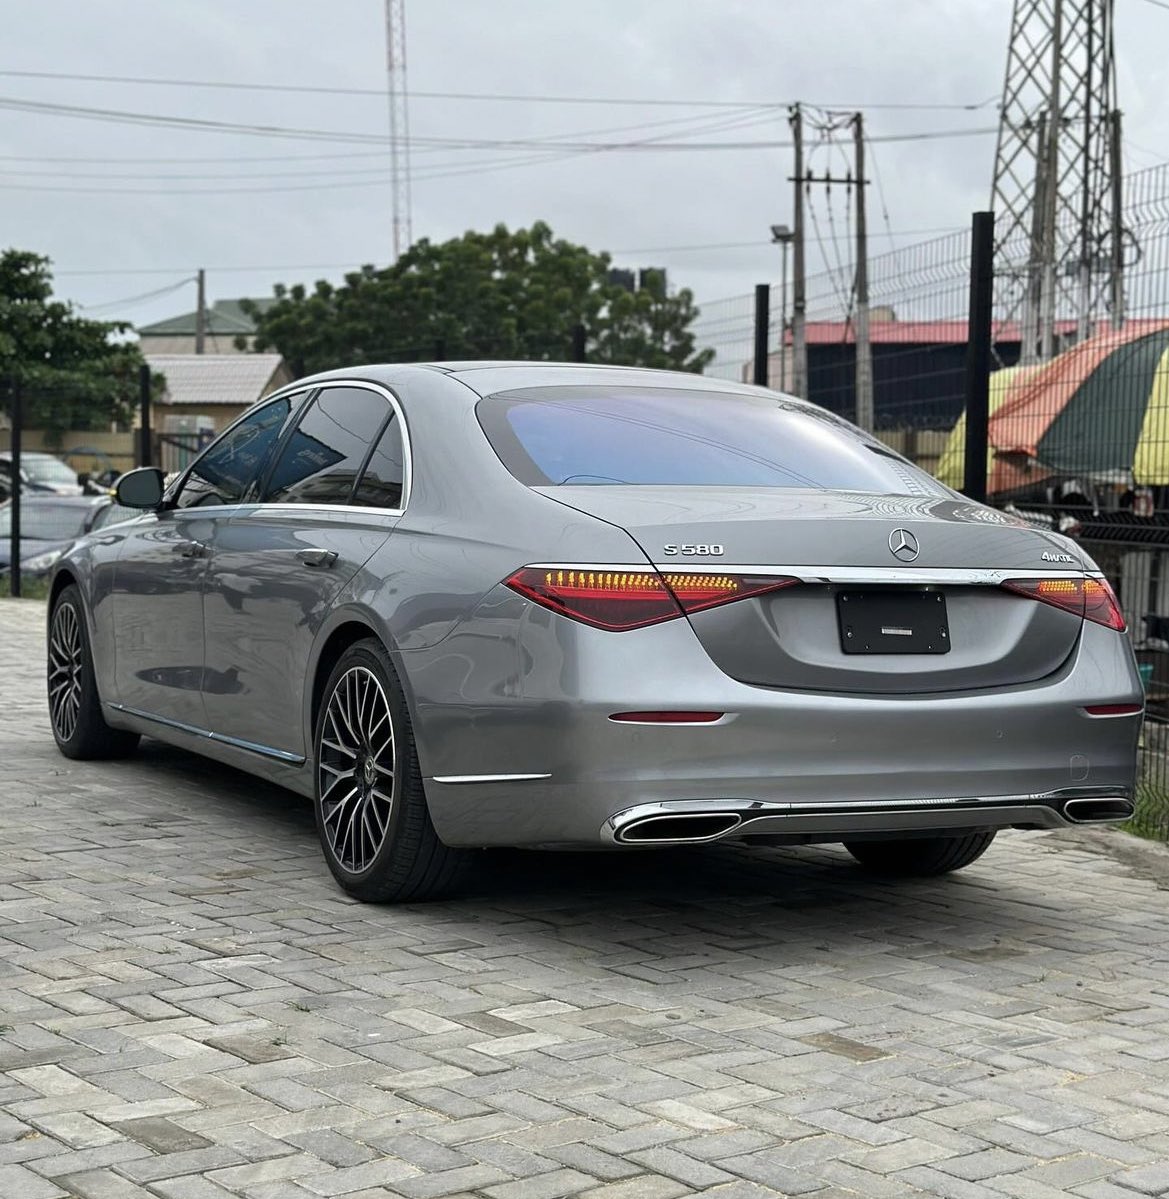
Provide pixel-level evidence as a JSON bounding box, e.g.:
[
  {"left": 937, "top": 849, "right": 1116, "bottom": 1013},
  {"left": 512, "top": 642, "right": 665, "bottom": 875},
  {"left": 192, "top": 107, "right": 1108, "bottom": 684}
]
[
  {"left": 265, "top": 386, "right": 391, "bottom": 505},
  {"left": 477, "top": 386, "right": 943, "bottom": 496},
  {"left": 353, "top": 415, "right": 405, "bottom": 508}
]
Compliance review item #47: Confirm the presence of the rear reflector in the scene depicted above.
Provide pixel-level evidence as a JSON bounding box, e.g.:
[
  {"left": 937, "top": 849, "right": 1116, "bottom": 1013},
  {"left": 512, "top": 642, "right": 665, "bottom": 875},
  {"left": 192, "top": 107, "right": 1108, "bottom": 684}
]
[
  {"left": 505, "top": 567, "right": 796, "bottom": 631},
  {"left": 1001, "top": 576, "right": 1126, "bottom": 631},
  {"left": 609, "top": 711, "right": 725, "bottom": 723},
  {"left": 1082, "top": 703, "right": 1144, "bottom": 717}
]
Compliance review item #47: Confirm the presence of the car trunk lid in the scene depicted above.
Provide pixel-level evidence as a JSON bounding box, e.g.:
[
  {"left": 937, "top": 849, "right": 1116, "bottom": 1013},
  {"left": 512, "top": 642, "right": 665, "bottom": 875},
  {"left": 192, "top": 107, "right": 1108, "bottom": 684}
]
[{"left": 538, "top": 486, "right": 1086, "bottom": 694}]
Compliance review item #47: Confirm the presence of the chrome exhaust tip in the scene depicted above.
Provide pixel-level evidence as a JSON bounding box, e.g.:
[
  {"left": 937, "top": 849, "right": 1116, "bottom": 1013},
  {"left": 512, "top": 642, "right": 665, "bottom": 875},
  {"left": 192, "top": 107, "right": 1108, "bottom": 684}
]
[
  {"left": 616, "top": 812, "right": 742, "bottom": 844},
  {"left": 1062, "top": 797, "right": 1134, "bottom": 824}
]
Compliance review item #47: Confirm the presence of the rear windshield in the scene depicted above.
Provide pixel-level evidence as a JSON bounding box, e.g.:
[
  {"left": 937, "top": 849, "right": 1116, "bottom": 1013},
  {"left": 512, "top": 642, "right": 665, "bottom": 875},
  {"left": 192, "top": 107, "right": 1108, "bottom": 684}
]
[{"left": 477, "top": 386, "right": 944, "bottom": 495}]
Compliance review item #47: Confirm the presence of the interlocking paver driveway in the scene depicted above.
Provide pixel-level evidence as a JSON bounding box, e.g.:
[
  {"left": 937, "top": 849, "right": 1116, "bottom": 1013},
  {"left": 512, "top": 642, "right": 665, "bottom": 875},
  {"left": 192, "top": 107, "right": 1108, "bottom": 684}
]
[{"left": 3, "top": 597, "right": 1169, "bottom": 1199}]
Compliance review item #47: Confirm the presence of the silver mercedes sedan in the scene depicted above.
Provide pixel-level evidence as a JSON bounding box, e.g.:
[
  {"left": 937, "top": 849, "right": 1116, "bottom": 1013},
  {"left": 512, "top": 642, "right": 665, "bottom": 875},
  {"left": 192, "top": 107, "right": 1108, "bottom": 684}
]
[{"left": 46, "top": 363, "right": 1142, "bottom": 901}]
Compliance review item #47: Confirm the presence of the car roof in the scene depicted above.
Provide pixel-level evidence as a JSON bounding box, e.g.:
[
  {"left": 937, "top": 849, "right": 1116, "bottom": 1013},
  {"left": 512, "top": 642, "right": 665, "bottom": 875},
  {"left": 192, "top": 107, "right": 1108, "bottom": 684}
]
[{"left": 287, "top": 362, "right": 800, "bottom": 405}]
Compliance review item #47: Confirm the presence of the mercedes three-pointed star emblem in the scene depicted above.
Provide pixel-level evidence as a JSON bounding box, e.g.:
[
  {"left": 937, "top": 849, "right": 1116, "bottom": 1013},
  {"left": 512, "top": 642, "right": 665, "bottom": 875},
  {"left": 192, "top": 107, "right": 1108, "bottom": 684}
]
[{"left": 888, "top": 528, "right": 920, "bottom": 562}]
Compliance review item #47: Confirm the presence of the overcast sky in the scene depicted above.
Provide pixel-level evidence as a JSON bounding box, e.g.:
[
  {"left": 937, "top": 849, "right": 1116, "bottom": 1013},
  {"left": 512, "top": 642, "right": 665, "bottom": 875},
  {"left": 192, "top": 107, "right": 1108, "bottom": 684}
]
[{"left": 3, "top": 0, "right": 1167, "bottom": 345}]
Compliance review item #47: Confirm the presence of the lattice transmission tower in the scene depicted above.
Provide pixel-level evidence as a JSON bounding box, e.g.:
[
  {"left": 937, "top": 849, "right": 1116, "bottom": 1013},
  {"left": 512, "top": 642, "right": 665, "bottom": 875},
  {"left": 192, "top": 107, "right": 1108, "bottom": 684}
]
[
  {"left": 385, "top": 0, "right": 412, "bottom": 260},
  {"left": 990, "top": 0, "right": 1124, "bottom": 362}
]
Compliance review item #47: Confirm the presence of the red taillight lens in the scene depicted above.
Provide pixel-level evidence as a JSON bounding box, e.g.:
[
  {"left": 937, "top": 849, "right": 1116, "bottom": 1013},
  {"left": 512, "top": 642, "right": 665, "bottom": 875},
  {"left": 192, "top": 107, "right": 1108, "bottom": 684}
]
[
  {"left": 1001, "top": 576, "right": 1126, "bottom": 631},
  {"left": 504, "top": 567, "right": 796, "bottom": 631}
]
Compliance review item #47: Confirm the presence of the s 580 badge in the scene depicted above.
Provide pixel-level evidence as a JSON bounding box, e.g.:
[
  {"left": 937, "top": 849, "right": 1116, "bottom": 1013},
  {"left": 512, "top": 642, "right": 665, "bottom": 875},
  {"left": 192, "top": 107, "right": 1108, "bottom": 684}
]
[{"left": 663, "top": 544, "right": 725, "bottom": 557}]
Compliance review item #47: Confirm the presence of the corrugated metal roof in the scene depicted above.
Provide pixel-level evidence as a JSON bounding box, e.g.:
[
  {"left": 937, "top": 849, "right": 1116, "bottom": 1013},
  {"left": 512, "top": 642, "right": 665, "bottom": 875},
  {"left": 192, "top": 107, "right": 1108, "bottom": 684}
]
[
  {"left": 146, "top": 353, "right": 288, "bottom": 406},
  {"left": 137, "top": 297, "right": 274, "bottom": 337}
]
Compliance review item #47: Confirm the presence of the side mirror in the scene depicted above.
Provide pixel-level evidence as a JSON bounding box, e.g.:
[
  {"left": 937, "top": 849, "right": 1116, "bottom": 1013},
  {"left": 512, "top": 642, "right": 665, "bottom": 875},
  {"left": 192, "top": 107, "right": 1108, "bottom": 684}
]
[{"left": 114, "top": 467, "right": 166, "bottom": 509}]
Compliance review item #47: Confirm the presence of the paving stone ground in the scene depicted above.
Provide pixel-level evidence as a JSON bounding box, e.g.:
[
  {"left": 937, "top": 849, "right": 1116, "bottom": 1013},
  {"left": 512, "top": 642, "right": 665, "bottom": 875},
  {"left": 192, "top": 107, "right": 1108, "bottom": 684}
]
[{"left": 3, "top": 597, "right": 1169, "bottom": 1199}]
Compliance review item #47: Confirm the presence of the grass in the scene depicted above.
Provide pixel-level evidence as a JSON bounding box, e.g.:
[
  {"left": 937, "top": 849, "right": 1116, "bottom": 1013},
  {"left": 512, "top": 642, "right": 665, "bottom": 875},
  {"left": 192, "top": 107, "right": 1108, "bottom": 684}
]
[
  {"left": 0, "top": 575, "right": 50, "bottom": 600},
  {"left": 1125, "top": 778, "right": 1169, "bottom": 843}
]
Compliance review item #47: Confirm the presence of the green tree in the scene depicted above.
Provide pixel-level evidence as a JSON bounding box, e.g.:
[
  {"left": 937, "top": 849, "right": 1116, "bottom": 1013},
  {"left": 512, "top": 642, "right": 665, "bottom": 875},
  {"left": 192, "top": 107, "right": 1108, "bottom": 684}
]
[
  {"left": 0, "top": 249, "right": 150, "bottom": 444},
  {"left": 243, "top": 222, "right": 714, "bottom": 376}
]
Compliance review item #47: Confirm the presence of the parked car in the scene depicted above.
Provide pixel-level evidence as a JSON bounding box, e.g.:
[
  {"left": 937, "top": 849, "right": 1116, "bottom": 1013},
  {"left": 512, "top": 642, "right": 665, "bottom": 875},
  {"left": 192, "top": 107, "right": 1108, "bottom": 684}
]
[
  {"left": 0, "top": 494, "right": 138, "bottom": 577},
  {"left": 0, "top": 451, "right": 83, "bottom": 499},
  {"left": 45, "top": 364, "right": 1143, "bottom": 902}
]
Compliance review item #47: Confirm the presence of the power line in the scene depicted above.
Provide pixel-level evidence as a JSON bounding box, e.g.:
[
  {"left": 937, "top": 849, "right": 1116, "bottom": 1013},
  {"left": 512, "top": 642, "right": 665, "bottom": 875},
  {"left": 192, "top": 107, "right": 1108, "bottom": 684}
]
[
  {"left": 0, "top": 67, "right": 1001, "bottom": 110},
  {"left": 1, "top": 108, "right": 777, "bottom": 181},
  {"left": 51, "top": 227, "right": 971, "bottom": 282},
  {"left": 78, "top": 276, "right": 196, "bottom": 313}
]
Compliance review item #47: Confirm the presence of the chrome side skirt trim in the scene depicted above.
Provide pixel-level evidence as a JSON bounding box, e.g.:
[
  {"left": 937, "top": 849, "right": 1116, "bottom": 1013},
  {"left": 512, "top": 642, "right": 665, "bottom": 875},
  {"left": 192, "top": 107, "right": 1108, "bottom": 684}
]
[
  {"left": 106, "top": 703, "right": 305, "bottom": 765},
  {"left": 431, "top": 772, "right": 552, "bottom": 785}
]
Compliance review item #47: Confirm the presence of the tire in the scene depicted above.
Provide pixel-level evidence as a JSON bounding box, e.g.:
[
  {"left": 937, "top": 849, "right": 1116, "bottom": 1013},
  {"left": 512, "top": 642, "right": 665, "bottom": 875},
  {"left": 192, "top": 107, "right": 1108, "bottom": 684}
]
[
  {"left": 313, "top": 637, "right": 467, "bottom": 902},
  {"left": 843, "top": 830, "right": 997, "bottom": 876},
  {"left": 48, "top": 584, "right": 140, "bottom": 760}
]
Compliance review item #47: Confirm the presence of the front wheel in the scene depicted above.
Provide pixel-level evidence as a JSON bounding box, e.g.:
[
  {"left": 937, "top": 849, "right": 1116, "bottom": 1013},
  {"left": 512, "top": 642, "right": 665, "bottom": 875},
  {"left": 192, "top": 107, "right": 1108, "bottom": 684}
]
[
  {"left": 48, "top": 584, "right": 140, "bottom": 761},
  {"left": 843, "top": 830, "right": 996, "bottom": 876},
  {"left": 313, "top": 638, "right": 467, "bottom": 902}
]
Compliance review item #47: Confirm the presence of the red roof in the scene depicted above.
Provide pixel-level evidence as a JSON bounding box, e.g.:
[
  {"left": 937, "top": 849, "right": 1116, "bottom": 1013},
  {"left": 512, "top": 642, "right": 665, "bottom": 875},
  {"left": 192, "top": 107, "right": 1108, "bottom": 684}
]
[{"left": 791, "top": 317, "right": 1167, "bottom": 346}]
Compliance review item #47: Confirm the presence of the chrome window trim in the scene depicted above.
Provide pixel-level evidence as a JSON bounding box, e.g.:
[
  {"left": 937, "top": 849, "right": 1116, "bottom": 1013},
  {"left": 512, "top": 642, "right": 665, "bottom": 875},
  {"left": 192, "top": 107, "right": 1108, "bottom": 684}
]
[
  {"left": 521, "top": 563, "right": 1098, "bottom": 585},
  {"left": 260, "top": 379, "right": 412, "bottom": 516}
]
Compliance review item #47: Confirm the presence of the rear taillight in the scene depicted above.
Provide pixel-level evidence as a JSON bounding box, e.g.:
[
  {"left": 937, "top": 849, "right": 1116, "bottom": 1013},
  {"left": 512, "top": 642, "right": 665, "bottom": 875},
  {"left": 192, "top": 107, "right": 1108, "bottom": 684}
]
[
  {"left": 1001, "top": 576, "right": 1126, "bottom": 631},
  {"left": 504, "top": 567, "right": 796, "bottom": 632}
]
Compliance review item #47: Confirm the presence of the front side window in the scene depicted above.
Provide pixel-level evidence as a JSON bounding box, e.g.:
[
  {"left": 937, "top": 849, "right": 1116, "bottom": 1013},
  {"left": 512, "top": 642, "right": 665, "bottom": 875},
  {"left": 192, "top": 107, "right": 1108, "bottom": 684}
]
[
  {"left": 477, "top": 385, "right": 945, "bottom": 497},
  {"left": 352, "top": 415, "right": 405, "bottom": 509},
  {"left": 265, "top": 386, "right": 392, "bottom": 505},
  {"left": 174, "top": 395, "right": 301, "bottom": 510}
]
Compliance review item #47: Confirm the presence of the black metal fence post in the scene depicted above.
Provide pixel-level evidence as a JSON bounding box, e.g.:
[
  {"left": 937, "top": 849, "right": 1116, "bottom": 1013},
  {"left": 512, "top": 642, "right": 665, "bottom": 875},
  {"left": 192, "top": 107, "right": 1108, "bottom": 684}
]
[
  {"left": 138, "top": 363, "right": 152, "bottom": 468},
  {"left": 753, "top": 284, "right": 771, "bottom": 387},
  {"left": 963, "top": 211, "right": 995, "bottom": 503},
  {"left": 571, "top": 324, "right": 587, "bottom": 363},
  {"left": 10, "top": 381, "right": 22, "bottom": 598}
]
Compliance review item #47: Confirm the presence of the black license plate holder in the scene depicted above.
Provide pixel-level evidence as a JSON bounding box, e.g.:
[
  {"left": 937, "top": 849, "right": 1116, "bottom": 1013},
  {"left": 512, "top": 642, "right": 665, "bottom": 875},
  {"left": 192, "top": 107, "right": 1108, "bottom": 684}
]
[{"left": 837, "top": 590, "right": 950, "bottom": 655}]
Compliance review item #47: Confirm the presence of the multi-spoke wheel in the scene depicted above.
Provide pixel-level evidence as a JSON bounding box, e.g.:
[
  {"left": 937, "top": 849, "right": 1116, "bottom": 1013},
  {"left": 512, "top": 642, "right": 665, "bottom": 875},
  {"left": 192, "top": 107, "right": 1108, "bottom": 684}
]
[
  {"left": 48, "top": 599, "right": 83, "bottom": 744},
  {"left": 47, "top": 584, "right": 140, "bottom": 760},
  {"left": 313, "top": 637, "right": 466, "bottom": 902}
]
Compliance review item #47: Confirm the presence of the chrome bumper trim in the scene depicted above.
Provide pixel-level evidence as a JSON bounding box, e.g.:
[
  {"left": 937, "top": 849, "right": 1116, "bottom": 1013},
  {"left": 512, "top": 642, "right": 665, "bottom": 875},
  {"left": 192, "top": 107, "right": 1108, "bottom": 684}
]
[{"left": 603, "top": 789, "right": 1131, "bottom": 845}]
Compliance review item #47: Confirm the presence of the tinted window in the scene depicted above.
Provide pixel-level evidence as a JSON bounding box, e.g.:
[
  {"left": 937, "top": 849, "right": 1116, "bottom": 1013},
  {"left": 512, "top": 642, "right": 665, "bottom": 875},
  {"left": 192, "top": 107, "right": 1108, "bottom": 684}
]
[
  {"left": 478, "top": 386, "right": 944, "bottom": 496},
  {"left": 0, "top": 501, "right": 89, "bottom": 540},
  {"left": 265, "top": 387, "right": 391, "bottom": 505},
  {"left": 175, "top": 396, "right": 299, "bottom": 509},
  {"left": 353, "top": 414, "right": 405, "bottom": 508}
]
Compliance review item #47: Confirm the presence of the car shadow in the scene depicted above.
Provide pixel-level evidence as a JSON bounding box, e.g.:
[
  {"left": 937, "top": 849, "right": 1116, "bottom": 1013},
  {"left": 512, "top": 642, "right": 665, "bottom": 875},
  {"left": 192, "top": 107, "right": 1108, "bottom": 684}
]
[{"left": 124, "top": 736, "right": 1028, "bottom": 940}]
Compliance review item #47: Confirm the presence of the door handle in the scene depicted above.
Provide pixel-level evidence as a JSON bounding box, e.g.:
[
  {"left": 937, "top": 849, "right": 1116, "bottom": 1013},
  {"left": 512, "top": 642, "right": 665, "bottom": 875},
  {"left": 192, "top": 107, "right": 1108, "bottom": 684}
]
[
  {"left": 298, "top": 548, "right": 338, "bottom": 569},
  {"left": 177, "top": 540, "right": 208, "bottom": 559}
]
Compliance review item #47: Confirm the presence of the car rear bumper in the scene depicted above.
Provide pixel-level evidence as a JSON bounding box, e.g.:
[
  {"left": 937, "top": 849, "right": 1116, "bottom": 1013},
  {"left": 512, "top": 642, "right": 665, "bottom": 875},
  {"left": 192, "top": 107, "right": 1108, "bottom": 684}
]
[{"left": 411, "top": 608, "right": 1142, "bottom": 849}]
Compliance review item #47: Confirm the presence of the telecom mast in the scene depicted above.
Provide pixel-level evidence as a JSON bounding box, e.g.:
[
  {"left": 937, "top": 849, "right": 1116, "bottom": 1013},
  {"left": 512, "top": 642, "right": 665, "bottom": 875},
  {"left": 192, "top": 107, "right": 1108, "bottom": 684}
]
[
  {"left": 989, "top": 0, "right": 1124, "bottom": 361},
  {"left": 385, "top": 0, "right": 412, "bottom": 260}
]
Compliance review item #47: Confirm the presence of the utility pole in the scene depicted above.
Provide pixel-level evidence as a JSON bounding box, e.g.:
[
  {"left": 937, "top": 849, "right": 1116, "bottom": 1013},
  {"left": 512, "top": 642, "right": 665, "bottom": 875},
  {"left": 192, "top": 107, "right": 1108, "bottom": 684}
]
[
  {"left": 770, "top": 224, "right": 794, "bottom": 391},
  {"left": 194, "top": 268, "right": 206, "bottom": 355},
  {"left": 789, "top": 107, "right": 872, "bottom": 426},
  {"left": 788, "top": 104, "right": 807, "bottom": 399},
  {"left": 853, "top": 112, "right": 873, "bottom": 433}
]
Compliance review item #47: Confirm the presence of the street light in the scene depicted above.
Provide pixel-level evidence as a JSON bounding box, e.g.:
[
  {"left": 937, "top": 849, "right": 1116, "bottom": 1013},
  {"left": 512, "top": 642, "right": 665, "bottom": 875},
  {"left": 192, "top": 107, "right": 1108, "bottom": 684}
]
[{"left": 770, "top": 224, "right": 794, "bottom": 392}]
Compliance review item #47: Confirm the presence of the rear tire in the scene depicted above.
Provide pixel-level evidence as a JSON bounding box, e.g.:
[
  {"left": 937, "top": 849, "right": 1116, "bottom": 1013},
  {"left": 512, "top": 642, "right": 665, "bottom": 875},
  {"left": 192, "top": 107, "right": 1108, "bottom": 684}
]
[
  {"left": 843, "top": 830, "right": 996, "bottom": 876},
  {"left": 48, "top": 584, "right": 140, "bottom": 760},
  {"left": 313, "top": 637, "right": 467, "bottom": 902}
]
